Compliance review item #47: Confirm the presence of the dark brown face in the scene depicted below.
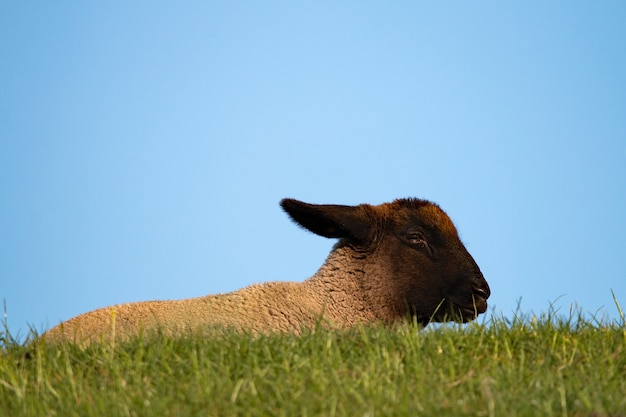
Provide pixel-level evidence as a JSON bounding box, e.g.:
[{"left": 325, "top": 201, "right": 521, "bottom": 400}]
[{"left": 381, "top": 202, "right": 491, "bottom": 324}]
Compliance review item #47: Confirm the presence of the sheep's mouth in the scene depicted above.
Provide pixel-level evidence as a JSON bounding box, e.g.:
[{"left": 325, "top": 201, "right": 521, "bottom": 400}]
[
  {"left": 427, "top": 297, "right": 488, "bottom": 324},
  {"left": 455, "top": 305, "right": 485, "bottom": 322},
  {"left": 418, "top": 286, "right": 490, "bottom": 324},
  {"left": 454, "top": 296, "right": 488, "bottom": 322}
]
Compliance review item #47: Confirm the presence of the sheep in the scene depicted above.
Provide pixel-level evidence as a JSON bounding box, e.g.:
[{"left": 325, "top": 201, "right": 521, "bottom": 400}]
[{"left": 42, "top": 197, "right": 490, "bottom": 345}]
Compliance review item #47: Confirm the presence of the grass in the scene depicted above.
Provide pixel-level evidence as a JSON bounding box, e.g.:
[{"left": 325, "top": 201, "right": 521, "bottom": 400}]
[{"left": 1, "top": 308, "right": 625, "bottom": 417}]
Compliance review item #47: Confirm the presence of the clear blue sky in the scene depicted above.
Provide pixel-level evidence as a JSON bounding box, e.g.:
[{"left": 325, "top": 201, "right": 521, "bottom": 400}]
[{"left": 2, "top": 2, "right": 625, "bottom": 338}]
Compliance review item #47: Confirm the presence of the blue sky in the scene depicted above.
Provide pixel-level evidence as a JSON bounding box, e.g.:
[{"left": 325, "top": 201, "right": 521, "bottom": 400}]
[{"left": 2, "top": 2, "right": 625, "bottom": 338}]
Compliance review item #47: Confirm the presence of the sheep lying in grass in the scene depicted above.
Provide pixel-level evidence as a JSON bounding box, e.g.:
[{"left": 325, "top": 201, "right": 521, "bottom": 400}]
[{"left": 43, "top": 197, "right": 490, "bottom": 345}]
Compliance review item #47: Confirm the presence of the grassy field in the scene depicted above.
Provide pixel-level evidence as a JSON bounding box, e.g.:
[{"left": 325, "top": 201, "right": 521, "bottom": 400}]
[{"left": 1, "top": 308, "right": 625, "bottom": 417}]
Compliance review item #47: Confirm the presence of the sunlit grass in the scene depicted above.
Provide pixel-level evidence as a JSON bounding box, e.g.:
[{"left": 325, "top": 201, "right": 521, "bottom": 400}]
[{"left": 1, "top": 304, "right": 625, "bottom": 417}]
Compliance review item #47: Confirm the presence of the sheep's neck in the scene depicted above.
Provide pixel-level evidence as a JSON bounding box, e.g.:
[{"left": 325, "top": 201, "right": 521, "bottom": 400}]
[{"left": 304, "top": 245, "right": 382, "bottom": 326}]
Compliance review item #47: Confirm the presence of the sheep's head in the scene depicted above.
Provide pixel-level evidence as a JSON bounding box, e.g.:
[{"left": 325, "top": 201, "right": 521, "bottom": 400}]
[{"left": 280, "top": 197, "right": 490, "bottom": 325}]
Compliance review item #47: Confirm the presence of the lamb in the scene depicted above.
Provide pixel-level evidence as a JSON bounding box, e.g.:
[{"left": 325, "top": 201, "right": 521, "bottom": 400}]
[{"left": 43, "top": 197, "right": 490, "bottom": 345}]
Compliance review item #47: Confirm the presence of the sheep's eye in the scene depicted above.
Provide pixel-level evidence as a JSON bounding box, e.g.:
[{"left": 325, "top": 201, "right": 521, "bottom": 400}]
[
  {"left": 403, "top": 232, "right": 434, "bottom": 255},
  {"left": 405, "top": 233, "right": 427, "bottom": 246}
]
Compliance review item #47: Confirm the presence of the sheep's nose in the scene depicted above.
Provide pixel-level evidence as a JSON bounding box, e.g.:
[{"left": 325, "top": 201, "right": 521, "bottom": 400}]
[
  {"left": 472, "top": 271, "right": 490, "bottom": 299},
  {"left": 474, "top": 278, "right": 491, "bottom": 299},
  {"left": 475, "top": 286, "right": 490, "bottom": 300}
]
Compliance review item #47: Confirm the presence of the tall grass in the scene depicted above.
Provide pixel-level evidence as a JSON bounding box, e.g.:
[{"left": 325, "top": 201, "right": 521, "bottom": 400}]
[{"left": 1, "top": 307, "right": 625, "bottom": 417}]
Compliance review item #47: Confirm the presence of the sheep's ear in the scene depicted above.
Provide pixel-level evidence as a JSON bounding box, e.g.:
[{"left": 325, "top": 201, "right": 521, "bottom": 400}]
[{"left": 280, "top": 198, "right": 371, "bottom": 243}]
